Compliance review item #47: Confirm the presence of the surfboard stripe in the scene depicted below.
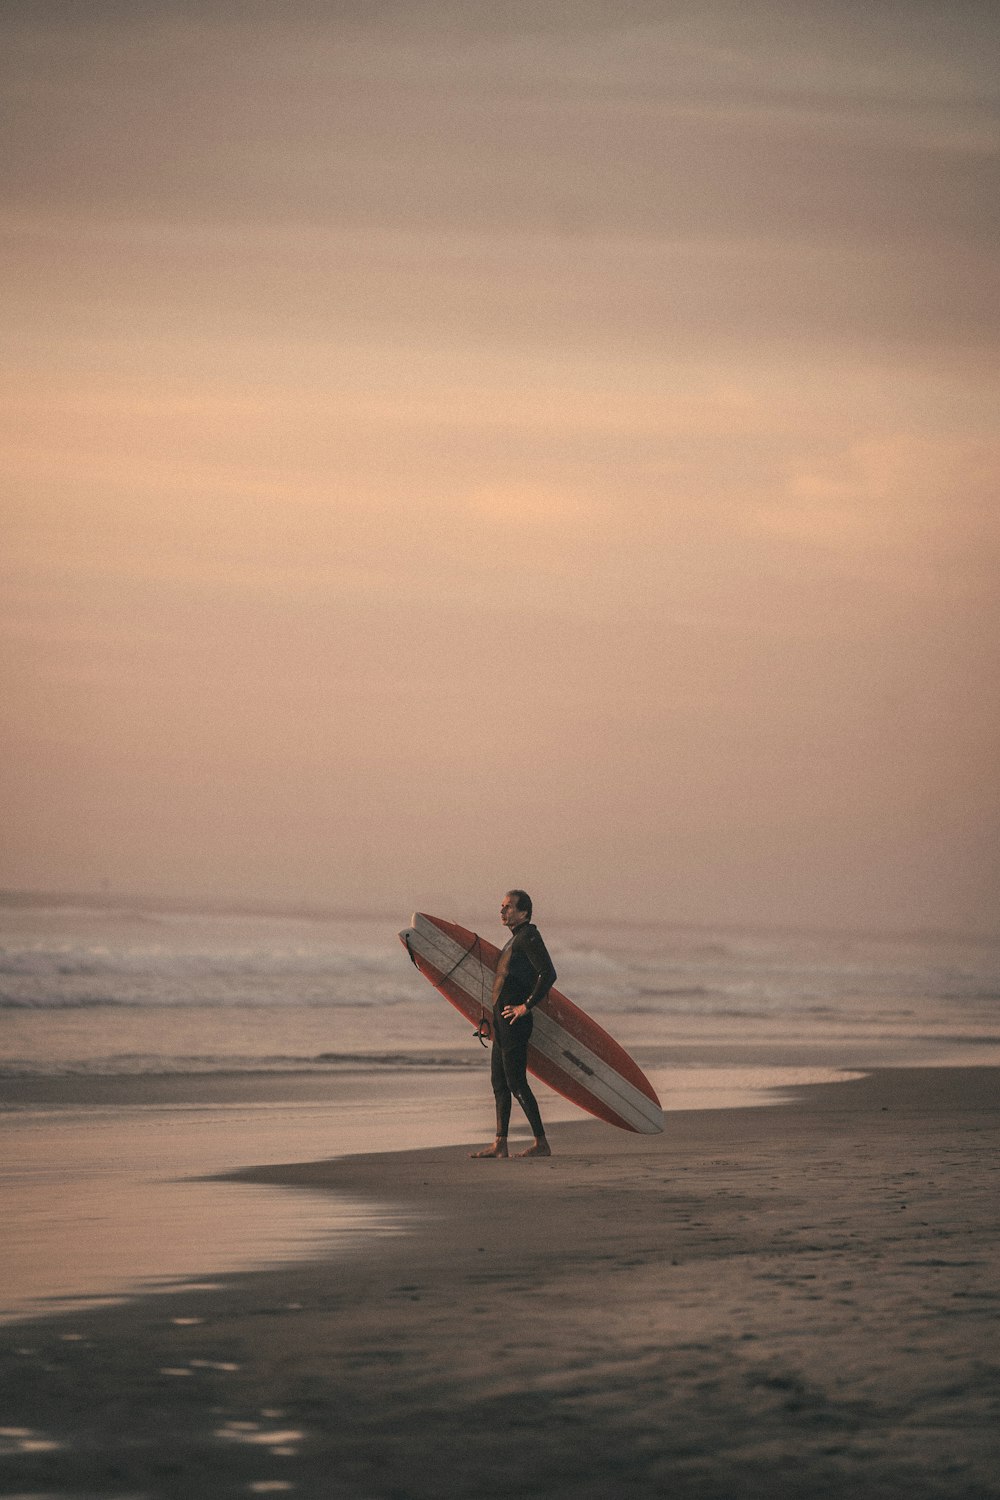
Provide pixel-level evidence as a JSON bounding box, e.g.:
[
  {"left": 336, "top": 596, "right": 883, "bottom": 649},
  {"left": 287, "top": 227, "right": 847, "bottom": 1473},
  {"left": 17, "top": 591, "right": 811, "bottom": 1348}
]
[
  {"left": 529, "top": 1011, "right": 663, "bottom": 1134},
  {"left": 402, "top": 912, "right": 664, "bottom": 1135}
]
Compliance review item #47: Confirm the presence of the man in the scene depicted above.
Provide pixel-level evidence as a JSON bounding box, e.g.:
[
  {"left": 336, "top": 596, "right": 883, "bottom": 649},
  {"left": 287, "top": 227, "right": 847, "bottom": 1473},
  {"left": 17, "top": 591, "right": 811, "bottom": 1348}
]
[{"left": 470, "top": 889, "right": 556, "bottom": 1159}]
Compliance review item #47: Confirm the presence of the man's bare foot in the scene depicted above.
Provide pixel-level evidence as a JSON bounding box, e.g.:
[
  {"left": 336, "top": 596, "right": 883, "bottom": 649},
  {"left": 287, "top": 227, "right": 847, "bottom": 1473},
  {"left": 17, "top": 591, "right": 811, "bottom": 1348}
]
[
  {"left": 514, "top": 1140, "right": 552, "bottom": 1158},
  {"left": 470, "top": 1139, "right": 508, "bottom": 1158}
]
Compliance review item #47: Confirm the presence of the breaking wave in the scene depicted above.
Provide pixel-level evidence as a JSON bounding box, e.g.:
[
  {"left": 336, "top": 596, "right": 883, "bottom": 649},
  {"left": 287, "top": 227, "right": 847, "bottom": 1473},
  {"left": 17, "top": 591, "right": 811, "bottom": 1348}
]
[{"left": 1, "top": 1050, "right": 484, "bottom": 1078}]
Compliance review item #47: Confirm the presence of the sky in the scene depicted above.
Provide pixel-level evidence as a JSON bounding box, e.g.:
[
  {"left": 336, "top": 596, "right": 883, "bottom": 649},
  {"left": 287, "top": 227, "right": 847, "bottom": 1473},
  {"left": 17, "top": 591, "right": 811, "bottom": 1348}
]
[{"left": 1, "top": 0, "right": 998, "bottom": 934}]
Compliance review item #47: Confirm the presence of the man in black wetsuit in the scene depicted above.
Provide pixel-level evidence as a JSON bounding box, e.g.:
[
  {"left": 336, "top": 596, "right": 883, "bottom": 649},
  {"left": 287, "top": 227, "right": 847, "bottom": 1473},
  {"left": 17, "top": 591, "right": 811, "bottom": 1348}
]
[{"left": 470, "top": 889, "right": 556, "bottom": 1159}]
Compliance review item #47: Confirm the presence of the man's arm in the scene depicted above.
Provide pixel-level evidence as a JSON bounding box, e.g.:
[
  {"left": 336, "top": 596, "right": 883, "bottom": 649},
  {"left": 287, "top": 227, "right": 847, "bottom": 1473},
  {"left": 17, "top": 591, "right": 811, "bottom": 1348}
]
[{"left": 521, "top": 928, "right": 557, "bottom": 1011}]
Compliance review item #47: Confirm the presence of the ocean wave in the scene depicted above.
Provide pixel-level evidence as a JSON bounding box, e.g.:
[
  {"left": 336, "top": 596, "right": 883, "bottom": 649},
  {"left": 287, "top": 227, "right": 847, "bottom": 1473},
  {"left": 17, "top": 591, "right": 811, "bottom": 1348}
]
[
  {"left": 0, "top": 992, "right": 418, "bottom": 1010},
  {"left": 0, "top": 1050, "right": 482, "bottom": 1078},
  {"left": 633, "top": 986, "right": 714, "bottom": 999},
  {"left": 0, "top": 949, "right": 402, "bottom": 978},
  {"left": 0, "top": 993, "right": 131, "bottom": 1009},
  {"left": 312, "top": 1051, "right": 479, "bottom": 1068}
]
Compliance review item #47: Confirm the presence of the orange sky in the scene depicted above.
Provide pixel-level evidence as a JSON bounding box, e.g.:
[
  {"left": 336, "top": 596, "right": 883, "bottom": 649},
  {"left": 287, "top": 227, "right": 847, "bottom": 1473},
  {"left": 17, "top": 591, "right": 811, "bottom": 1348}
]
[{"left": 2, "top": 2, "right": 998, "bottom": 931}]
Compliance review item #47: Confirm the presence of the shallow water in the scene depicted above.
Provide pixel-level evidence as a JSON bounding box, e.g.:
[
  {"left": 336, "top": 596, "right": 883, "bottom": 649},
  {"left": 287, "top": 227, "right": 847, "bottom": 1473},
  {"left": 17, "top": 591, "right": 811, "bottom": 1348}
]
[
  {"left": 0, "top": 1062, "right": 871, "bottom": 1324},
  {"left": 2, "top": 1097, "right": 407, "bottom": 1324}
]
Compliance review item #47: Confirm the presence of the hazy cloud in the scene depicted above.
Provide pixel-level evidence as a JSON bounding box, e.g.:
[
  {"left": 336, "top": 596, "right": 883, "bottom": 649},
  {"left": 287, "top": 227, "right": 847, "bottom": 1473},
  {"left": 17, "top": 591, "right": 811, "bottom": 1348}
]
[{"left": 2, "top": 0, "right": 997, "bottom": 930}]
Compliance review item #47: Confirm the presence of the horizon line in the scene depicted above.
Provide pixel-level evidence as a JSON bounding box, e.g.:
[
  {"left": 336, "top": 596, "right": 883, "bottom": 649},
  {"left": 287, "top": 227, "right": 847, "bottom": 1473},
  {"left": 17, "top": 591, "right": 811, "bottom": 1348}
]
[{"left": 1, "top": 885, "right": 996, "bottom": 949}]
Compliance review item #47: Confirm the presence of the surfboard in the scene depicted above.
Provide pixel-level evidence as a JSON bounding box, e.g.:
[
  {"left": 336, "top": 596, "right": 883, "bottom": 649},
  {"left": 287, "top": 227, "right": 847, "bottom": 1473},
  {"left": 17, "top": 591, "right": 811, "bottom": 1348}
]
[{"left": 400, "top": 912, "right": 663, "bottom": 1135}]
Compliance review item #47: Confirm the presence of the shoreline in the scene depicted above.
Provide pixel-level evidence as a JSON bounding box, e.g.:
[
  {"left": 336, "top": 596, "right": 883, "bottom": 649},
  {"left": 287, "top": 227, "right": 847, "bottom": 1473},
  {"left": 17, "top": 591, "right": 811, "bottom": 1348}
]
[
  {"left": 0, "top": 1057, "right": 865, "bottom": 1110},
  {"left": 0, "top": 1063, "right": 865, "bottom": 1325},
  {"left": 2, "top": 1066, "right": 998, "bottom": 1497}
]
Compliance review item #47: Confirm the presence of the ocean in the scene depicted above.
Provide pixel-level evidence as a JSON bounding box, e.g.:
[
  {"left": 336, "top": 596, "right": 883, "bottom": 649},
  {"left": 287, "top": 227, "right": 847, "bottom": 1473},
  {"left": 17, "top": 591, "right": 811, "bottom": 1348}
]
[{"left": 3, "top": 897, "right": 998, "bottom": 1322}]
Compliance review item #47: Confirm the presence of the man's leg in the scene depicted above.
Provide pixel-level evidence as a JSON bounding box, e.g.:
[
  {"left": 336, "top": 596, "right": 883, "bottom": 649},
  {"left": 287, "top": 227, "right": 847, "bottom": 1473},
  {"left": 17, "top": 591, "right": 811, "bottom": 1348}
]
[
  {"left": 469, "top": 1040, "right": 510, "bottom": 1158},
  {"left": 501, "top": 1033, "right": 551, "bottom": 1157}
]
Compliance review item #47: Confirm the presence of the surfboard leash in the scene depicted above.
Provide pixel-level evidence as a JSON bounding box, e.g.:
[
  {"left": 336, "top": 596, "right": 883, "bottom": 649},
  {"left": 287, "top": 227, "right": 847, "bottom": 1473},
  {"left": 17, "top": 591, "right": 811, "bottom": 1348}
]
[
  {"left": 404, "top": 928, "right": 492, "bottom": 1046},
  {"left": 456, "top": 933, "right": 492, "bottom": 1046},
  {"left": 436, "top": 932, "right": 491, "bottom": 1047}
]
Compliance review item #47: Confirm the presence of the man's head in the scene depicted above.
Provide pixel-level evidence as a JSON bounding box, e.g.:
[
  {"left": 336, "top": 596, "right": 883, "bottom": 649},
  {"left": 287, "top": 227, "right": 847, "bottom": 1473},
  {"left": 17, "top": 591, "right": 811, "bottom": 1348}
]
[{"left": 500, "top": 889, "right": 532, "bottom": 929}]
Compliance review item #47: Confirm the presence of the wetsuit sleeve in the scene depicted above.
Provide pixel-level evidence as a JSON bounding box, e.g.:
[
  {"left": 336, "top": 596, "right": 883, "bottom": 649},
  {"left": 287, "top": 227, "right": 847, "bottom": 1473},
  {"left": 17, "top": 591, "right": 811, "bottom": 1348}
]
[{"left": 521, "top": 929, "right": 557, "bottom": 1010}]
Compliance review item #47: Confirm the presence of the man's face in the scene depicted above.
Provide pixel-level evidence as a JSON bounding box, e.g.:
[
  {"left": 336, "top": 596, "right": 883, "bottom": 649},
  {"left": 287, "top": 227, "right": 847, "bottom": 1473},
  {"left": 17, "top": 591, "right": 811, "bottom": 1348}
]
[{"left": 500, "top": 894, "right": 527, "bottom": 930}]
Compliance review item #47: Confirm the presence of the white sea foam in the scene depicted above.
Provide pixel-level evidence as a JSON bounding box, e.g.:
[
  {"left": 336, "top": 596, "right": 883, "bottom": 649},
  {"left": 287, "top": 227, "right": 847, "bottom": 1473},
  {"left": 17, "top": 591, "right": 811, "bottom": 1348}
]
[{"left": 1, "top": 902, "right": 998, "bottom": 1080}]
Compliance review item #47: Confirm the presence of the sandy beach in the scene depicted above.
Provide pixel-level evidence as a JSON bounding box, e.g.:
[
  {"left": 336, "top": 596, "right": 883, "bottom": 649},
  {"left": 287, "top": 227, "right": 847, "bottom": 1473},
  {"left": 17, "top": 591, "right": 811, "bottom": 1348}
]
[{"left": 1, "top": 1065, "right": 997, "bottom": 1499}]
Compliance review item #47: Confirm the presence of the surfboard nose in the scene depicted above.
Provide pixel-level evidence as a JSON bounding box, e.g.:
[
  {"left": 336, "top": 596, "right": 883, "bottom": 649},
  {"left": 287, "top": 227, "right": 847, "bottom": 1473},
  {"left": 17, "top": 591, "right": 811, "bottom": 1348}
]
[{"left": 398, "top": 925, "right": 419, "bottom": 965}]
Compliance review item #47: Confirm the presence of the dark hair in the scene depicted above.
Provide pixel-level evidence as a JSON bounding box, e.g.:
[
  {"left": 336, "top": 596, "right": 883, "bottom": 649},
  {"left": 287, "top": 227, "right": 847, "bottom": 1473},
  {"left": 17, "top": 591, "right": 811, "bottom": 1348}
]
[{"left": 507, "top": 889, "right": 532, "bottom": 920}]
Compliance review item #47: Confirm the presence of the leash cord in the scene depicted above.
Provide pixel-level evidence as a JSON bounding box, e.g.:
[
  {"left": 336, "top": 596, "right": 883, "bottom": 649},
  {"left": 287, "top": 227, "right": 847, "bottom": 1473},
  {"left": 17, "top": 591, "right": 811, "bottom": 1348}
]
[{"left": 406, "top": 928, "right": 491, "bottom": 1047}]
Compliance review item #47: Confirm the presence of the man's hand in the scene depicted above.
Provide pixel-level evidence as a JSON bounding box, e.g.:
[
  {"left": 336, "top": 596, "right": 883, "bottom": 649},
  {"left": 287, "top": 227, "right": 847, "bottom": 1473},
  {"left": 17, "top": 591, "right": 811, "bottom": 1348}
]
[{"left": 502, "top": 1003, "right": 528, "bottom": 1022}]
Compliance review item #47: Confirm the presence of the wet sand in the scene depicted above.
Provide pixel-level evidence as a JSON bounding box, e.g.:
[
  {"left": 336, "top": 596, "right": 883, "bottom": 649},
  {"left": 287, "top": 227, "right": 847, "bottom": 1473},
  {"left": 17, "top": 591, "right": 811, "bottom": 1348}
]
[{"left": 1, "top": 1067, "right": 998, "bottom": 1498}]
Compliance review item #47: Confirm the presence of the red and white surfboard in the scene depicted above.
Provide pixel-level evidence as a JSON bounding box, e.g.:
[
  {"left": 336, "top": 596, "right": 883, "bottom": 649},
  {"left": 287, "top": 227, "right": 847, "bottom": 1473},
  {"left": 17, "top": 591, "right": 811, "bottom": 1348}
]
[{"left": 400, "top": 912, "right": 663, "bottom": 1134}]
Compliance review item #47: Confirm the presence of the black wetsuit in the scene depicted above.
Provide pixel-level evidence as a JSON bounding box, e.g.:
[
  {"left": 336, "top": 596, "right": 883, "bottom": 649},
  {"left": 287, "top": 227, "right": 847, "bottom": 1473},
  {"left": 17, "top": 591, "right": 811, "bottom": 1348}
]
[{"left": 490, "top": 921, "right": 557, "bottom": 1138}]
